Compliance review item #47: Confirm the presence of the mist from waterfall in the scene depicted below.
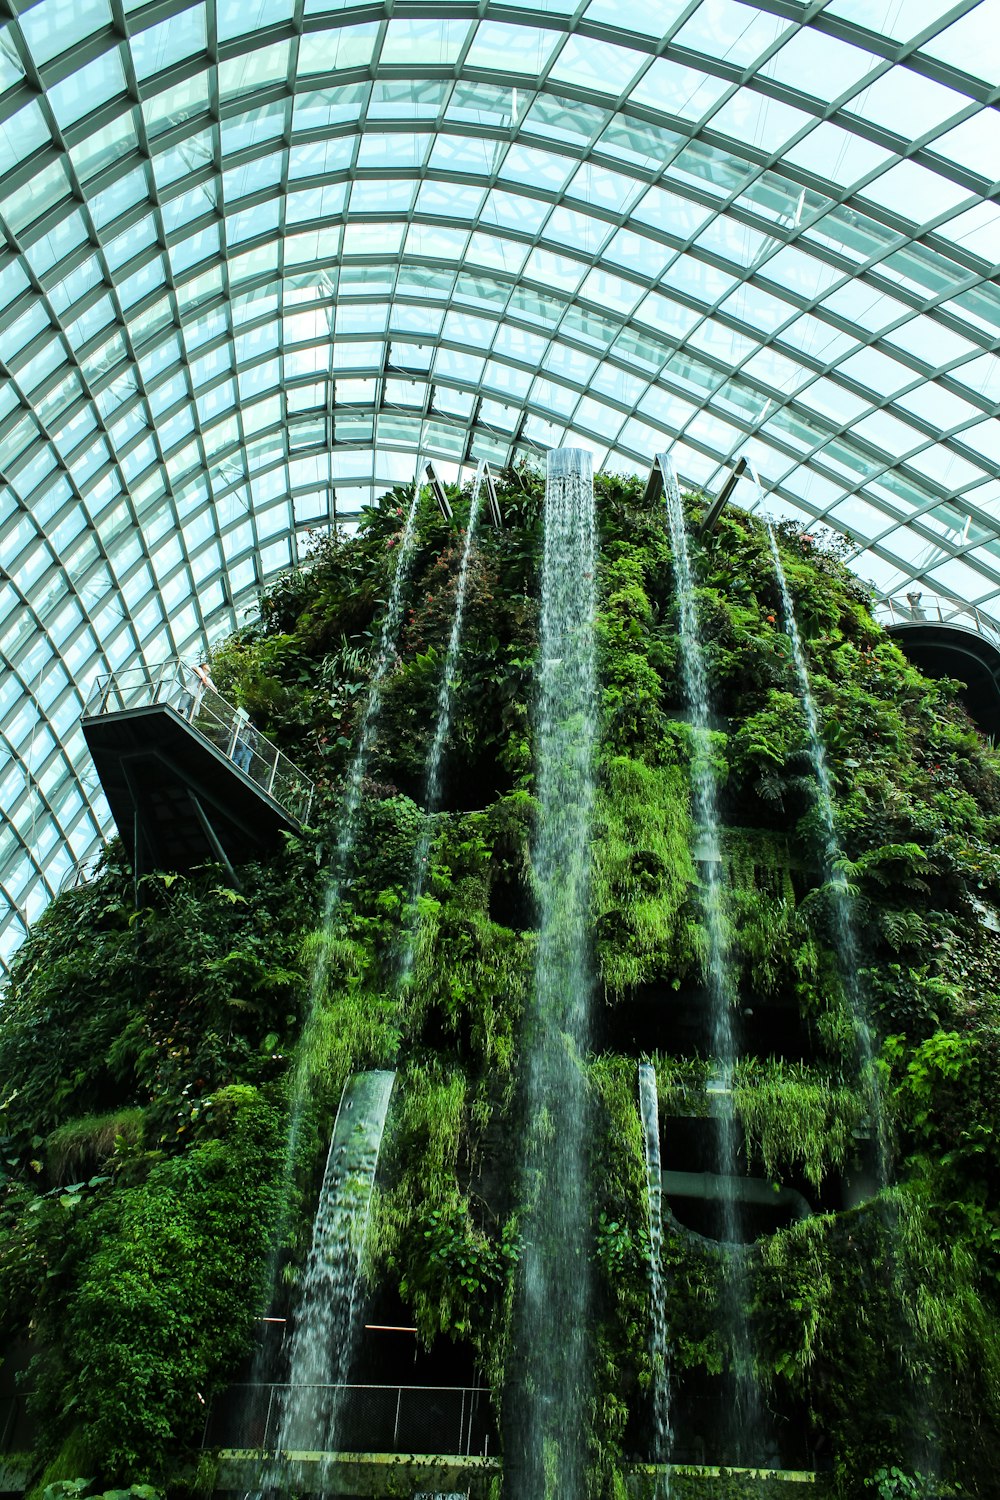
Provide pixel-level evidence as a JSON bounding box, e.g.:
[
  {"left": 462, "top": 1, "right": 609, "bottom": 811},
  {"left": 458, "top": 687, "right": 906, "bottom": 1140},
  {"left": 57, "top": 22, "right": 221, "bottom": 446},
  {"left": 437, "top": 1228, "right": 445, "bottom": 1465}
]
[
  {"left": 280, "top": 476, "right": 422, "bottom": 1192},
  {"left": 262, "top": 1070, "right": 395, "bottom": 1484},
  {"left": 761, "top": 520, "right": 946, "bottom": 1473},
  {"left": 245, "top": 476, "right": 422, "bottom": 1429}
]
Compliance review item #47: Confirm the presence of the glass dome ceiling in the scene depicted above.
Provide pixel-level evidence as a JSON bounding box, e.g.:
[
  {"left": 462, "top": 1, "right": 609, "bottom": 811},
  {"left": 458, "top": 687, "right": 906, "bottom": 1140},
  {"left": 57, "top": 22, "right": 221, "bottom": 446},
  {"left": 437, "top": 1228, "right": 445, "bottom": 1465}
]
[{"left": 1, "top": 0, "right": 998, "bottom": 970}]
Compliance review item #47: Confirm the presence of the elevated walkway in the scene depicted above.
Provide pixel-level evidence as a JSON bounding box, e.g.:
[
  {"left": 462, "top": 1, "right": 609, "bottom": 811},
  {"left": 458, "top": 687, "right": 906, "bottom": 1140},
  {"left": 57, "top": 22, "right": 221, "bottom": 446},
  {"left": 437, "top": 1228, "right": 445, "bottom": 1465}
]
[
  {"left": 82, "top": 662, "right": 313, "bottom": 882},
  {"left": 204, "top": 1380, "right": 492, "bottom": 1458},
  {"left": 210, "top": 1452, "right": 825, "bottom": 1497}
]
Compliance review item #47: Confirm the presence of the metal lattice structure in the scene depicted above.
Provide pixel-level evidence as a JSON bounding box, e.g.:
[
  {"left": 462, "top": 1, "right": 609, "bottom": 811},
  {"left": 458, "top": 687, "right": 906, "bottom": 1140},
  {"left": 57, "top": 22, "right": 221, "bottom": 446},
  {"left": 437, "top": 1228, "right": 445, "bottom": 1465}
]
[{"left": 1, "top": 0, "right": 998, "bottom": 969}]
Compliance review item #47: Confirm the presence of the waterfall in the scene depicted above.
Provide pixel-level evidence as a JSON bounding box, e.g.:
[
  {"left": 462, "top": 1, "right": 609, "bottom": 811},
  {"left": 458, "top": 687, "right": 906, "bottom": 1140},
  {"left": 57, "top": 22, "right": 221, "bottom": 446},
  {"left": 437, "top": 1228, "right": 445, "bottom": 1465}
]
[
  {"left": 659, "top": 452, "right": 760, "bottom": 1459},
  {"left": 280, "top": 475, "right": 422, "bottom": 1190},
  {"left": 264, "top": 1070, "right": 396, "bottom": 1479},
  {"left": 764, "top": 522, "right": 888, "bottom": 1186},
  {"left": 423, "top": 463, "right": 487, "bottom": 823},
  {"left": 763, "top": 504, "right": 938, "bottom": 1472},
  {"left": 507, "top": 448, "right": 597, "bottom": 1499},
  {"left": 638, "top": 1063, "right": 672, "bottom": 1493},
  {"left": 399, "top": 463, "right": 487, "bottom": 985},
  {"left": 310, "top": 476, "right": 424, "bottom": 969},
  {"left": 243, "top": 475, "right": 422, "bottom": 1441}
]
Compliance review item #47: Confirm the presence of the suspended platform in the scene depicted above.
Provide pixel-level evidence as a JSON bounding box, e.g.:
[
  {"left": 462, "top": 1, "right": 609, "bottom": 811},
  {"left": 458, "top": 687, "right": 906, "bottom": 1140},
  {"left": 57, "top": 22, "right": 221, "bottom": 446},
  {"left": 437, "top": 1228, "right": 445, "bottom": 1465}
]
[{"left": 81, "top": 662, "right": 313, "bottom": 883}]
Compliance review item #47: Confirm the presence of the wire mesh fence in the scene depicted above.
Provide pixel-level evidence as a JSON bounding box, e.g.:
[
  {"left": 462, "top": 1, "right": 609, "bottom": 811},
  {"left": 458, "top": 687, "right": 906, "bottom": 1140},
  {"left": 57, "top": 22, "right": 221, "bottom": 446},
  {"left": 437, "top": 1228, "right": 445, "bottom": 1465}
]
[{"left": 202, "top": 1382, "right": 493, "bottom": 1457}]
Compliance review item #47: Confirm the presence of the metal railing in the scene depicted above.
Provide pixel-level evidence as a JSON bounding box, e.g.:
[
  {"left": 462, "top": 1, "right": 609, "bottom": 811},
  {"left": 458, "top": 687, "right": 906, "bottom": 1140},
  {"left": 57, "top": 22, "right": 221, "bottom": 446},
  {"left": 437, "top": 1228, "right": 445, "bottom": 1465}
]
[
  {"left": 201, "top": 1382, "right": 492, "bottom": 1457},
  {"left": 875, "top": 593, "right": 1000, "bottom": 654},
  {"left": 57, "top": 853, "right": 103, "bottom": 895},
  {"left": 84, "top": 661, "right": 314, "bottom": 826}
]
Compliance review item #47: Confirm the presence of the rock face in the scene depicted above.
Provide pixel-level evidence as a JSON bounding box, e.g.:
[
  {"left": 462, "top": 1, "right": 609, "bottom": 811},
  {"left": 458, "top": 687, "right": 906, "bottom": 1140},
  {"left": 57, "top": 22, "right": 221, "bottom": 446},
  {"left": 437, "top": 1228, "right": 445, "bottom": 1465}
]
[{"left": 2, "top": 465, "right": 999, "bottom": 1498}]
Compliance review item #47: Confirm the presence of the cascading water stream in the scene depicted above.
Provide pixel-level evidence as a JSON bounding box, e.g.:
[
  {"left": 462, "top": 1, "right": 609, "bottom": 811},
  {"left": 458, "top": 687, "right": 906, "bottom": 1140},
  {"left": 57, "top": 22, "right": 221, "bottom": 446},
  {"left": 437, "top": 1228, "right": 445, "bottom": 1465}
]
[
  {"left": 309, "top": 478, "right": 424, "bottom": 974},
  {"left": 506, "top": 448, "right": 597, "bottom": 1500},
  {"left": 763, "top": 522, "right": 889, "bottom": 1186},
  {"left": 279, "top": 474, "right": 423, "bottom": 1194},
  {"left": 257, "top": 470, "right": 481, "bottom": 1480},
  {"left": 243, "top": 474, "right": 422, "bottom": 1445},
  {"left": 398, "top": 463, "right": 487, "bottom": 986},
  {"left": 638, "top": 1062, "right": 671, "bottom": 1495},
  {"left": 762, "top": 509, "right": 944, "bottom": 1478},
  {"left": 659, "top": 452, "right": 760, "bottom": 1459},
  {"left": 262, "top": 1070, "right": 396, "bottom": 1482}
]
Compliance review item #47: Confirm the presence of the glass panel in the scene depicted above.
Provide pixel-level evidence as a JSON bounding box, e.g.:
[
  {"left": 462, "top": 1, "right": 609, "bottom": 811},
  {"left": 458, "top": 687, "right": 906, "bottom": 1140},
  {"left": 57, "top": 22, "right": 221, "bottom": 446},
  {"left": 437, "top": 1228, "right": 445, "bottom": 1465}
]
[
  {"left": 218, "top": 40, "right": 291, "bottom": 100},
  {"left": 48, "top": 46, "right": 126, "bottom": 127},
  {"left": 130, "top": 4, "right": 207, "bottom": 79},
  {"left": 548, "top": 35, "right": 643, "bottom": 97},
  {"left": 0, "top": 99, "right": 50, "bottom": 177},
  {"left": 629, "top": 57, "right": 730, "bottom": 120},
  {"left": 465, "top": 22, "right": 562, "bottom": 74},
  {"left": 298, "top": 23, "right": 379, "bottom": 74},
  {"left": 846, "top": 65, "right": 966, "bottom": 136},
  {"left": 218, "top": 0, "right": 294, "bottom": 39},
  {"left": 763, "top": 27, "right": 878, "bottom": 102},
  {"left": 379, "top": 18, "right": 469, "bottom": 66},
  {"left": 142, "top": 70, "right": 211, "bottom": 136},
  {"left": 931, "top": 110, "right": 1000, "bottom": 180},
  {"left": 19, "top": 0, "right": 111, "bottom": 67},
  {"left": 921, "top": 7, "right": 991, "bottom": 79}
]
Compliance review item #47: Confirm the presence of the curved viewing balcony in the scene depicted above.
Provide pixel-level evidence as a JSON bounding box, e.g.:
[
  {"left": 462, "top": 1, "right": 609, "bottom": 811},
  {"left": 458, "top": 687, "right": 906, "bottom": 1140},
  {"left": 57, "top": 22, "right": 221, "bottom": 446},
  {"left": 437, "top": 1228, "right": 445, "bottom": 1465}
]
[
  {"left": 875, "top": 592, "right": 1000, "bottom": 739},
  {"left": 874, "top": 593, "right": 1000, "bottom": 652}
]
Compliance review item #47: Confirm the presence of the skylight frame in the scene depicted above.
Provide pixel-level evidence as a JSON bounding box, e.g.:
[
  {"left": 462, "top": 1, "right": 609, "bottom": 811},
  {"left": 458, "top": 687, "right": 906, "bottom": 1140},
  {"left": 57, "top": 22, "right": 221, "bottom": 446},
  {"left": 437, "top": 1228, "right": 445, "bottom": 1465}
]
[{"left": 1, "top": 0, "right": 998, "bottom": 972}]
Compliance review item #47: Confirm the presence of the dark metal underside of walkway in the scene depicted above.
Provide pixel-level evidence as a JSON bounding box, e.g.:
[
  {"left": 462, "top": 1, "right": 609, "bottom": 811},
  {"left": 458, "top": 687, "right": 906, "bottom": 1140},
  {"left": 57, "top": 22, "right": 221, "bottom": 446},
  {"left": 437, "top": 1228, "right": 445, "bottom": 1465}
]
[{"left": 82, "top": 704, "right": 302, "bottom": 879}]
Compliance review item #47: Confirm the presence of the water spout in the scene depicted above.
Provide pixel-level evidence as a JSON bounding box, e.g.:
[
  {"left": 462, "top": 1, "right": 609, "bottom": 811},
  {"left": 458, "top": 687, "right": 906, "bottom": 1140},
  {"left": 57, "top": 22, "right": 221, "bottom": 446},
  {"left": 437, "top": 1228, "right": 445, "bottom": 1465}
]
[
  {"left": 399, "top": 463, "right": 488, "bottom": 986},
  {"left": 763, "top": 512, "right": 940, "bottom": 1474},
  {"left": 282, "top": 474, "right": 422, "bottom": 1199},
  {"left": 244, "top": 472, "right": 422, "bottom": 1439}
]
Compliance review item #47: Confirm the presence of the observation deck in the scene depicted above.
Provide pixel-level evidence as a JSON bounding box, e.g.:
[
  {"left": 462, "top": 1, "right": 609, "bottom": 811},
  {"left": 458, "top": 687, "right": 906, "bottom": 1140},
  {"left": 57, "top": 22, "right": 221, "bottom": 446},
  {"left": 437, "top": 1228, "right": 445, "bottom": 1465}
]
[
  {"left": 81, "top": 663, "right": 313, "bottom": 883},
  {"left": 875, "top": 593, "right": 1000, "bottom": 738}
]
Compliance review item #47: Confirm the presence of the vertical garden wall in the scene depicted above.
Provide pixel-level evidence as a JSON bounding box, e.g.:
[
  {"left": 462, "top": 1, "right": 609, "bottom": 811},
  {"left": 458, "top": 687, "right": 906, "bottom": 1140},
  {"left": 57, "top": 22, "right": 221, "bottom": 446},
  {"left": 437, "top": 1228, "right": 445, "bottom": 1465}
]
[{"left": 1, "top": 467, "right": 999, "bottom": 1499}]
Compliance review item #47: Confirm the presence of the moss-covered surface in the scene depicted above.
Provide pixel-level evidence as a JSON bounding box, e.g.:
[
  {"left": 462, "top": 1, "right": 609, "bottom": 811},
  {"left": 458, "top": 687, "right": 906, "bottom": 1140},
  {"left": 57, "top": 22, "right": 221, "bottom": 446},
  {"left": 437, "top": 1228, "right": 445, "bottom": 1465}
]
[
  {"left": 1, "top": 469, "right": 999, "bottom": 1498},
  {"left": 628, "top": 1470, "right": 827, "bottom": 1499}
]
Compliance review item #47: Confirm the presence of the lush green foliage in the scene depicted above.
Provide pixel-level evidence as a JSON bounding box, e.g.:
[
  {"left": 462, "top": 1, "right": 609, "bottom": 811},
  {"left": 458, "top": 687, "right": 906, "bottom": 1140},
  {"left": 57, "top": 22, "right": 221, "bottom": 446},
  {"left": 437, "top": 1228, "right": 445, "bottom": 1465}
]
[{"left": 2, "top": 467, "right": 999, "bottom": 1497}]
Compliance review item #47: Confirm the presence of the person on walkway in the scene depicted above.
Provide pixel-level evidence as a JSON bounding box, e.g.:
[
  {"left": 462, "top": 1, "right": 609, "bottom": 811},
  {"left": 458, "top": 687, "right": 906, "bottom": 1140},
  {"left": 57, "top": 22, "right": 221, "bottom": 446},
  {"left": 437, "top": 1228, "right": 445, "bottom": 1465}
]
[
  {"left": 231, "top": 706, "right": 256, "bottom": 773},
  {"left": 182, "top": 660, "right": 216, "bottom": 720}
]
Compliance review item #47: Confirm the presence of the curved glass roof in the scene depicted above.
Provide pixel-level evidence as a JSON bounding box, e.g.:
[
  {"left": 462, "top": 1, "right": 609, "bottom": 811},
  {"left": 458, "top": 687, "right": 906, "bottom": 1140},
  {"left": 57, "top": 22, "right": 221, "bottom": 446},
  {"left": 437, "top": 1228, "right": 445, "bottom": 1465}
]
[{"left": 1, "top": 0, "right": 998, "bottom": 970}]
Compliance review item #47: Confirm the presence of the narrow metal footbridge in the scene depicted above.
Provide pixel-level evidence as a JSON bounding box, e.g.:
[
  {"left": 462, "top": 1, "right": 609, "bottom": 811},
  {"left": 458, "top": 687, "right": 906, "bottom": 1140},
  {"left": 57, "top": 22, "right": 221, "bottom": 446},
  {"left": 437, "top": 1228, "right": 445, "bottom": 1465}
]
[{"left": 82, "top": 661, "right": 313, "bottom": 881}]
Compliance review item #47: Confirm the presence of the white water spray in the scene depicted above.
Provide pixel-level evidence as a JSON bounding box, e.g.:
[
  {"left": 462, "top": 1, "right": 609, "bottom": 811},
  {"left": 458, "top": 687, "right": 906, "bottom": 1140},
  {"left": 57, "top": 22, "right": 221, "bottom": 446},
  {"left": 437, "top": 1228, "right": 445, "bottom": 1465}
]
[
  {"left": 764, "top": 520, "right": 888, "bottom": 1184},
  {"left": 244, "top": 474, "right": 422, "bottom": 1441},
  {"left": 280, "top": 475, "right": 423, "bottom": 1182}
]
